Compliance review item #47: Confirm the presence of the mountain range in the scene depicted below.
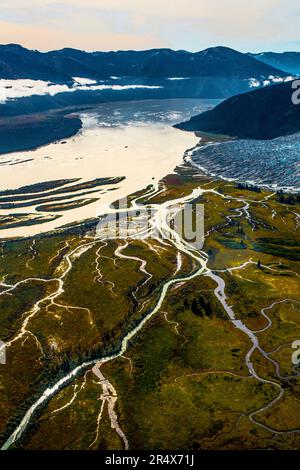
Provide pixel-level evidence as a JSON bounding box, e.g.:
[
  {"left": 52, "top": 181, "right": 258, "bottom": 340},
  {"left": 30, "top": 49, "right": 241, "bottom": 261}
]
[
  {"left": 1, "top": 44, "right": 300, "bottom": 150},
  {"left": 249, "top": 52, "right": 300, "bottom": 76},
  {"left": 1, "top": 44, "right": 296, "bottom": 118},
  {"left": 0, "top": 44, "right": 288, "bottom": 83},
  {"left": 175, "top": 80, "right": 300, "bottom": 140}
]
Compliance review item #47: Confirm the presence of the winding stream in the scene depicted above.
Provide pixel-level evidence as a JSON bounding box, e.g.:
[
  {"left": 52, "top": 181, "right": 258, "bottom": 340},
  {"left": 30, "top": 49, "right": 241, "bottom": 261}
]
[{"left": 1, "top": 137, "right": 300, "bottom": 450}]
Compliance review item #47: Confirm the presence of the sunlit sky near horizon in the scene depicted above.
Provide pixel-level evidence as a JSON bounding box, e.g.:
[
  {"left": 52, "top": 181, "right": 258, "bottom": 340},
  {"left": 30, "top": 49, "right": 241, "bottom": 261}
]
[{"left": 0, "top": 0, "right": 299, "bottom": 53}]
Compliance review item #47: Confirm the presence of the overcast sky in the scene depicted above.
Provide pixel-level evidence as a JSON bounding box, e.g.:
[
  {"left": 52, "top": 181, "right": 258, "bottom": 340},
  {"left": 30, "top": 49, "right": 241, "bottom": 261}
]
[{"left": 0, "top": 0, "right": 299, "bottom": 52}]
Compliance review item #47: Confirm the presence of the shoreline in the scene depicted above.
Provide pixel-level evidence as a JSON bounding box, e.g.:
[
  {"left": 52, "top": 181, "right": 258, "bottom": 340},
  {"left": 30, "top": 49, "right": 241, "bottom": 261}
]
[
  {"left": 0, "top": 99, "right": 203, "bottom": 239},
  {"left": 1, "top": 142, "right": 299, "bottom": 450},
  {"left": 1, "top": 134, "right": 297, "bottom": 243},
  {"left": 0, "top": 108, "right": 88, "bottom": 156}
]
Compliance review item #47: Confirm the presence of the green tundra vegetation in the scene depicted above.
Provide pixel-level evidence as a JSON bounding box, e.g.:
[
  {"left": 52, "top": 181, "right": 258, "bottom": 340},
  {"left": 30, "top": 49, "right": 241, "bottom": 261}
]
[{"left": 0, "top": 163, "right": 299, "bottom": 450}]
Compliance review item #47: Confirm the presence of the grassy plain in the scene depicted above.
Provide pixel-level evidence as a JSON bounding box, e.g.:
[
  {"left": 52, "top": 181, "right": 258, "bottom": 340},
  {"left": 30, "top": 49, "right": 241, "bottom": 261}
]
[{"left": 0, "top": 163, "right": 299, "bottom": 450}]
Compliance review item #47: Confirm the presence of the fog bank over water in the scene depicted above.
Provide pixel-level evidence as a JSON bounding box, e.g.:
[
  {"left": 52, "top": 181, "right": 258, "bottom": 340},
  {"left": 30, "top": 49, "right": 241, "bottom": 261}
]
[{"left": 0, "top": 78, "right": 162, "bottom": 104}]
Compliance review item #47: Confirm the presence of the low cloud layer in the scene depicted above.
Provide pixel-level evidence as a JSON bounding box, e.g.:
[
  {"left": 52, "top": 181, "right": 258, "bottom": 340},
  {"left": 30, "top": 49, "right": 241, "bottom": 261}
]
[{"left": 0, "top": 78, "right": 162, "bottom": 103}]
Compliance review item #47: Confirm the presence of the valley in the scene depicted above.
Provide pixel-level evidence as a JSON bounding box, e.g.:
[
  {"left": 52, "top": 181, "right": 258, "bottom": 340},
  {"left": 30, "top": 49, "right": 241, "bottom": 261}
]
[{"left": 0, "top": 155, "right": 299, "bottom": 450}]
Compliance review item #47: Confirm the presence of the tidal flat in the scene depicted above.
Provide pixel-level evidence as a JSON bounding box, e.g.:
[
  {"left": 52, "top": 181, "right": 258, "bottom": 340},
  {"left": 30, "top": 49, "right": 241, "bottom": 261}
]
[
  {"left": 0, "top": 98, "right": 299, "bottom": 451},
  {"left": 0, "top": 99, "right": 210, "bottom": 238},
  {"left": 0, "top": 161, "right": 299, "bottom": 450}
]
